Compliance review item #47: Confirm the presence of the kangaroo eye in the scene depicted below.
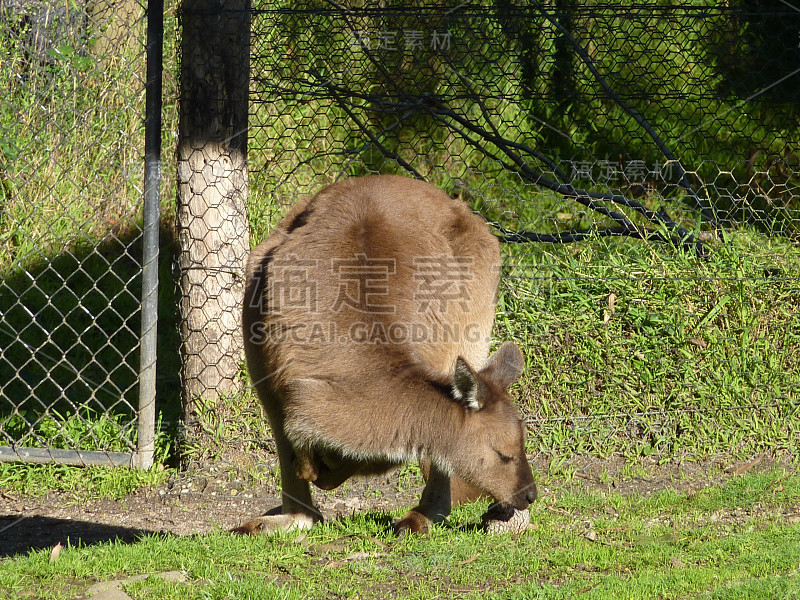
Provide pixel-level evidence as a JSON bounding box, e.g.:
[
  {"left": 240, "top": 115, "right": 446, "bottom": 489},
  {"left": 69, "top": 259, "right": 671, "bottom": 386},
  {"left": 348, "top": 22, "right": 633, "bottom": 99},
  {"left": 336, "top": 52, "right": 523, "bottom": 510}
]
[{"left": 494, "top": 450, "right": 513, "bottom": 463}]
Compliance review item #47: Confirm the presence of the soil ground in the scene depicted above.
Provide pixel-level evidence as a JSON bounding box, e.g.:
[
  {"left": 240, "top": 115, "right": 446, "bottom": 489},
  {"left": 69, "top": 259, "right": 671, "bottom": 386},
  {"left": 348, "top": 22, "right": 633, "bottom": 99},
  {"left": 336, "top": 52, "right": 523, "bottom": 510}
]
[{"left": 0, "top": 452, "right": 785, "bottom": 558}]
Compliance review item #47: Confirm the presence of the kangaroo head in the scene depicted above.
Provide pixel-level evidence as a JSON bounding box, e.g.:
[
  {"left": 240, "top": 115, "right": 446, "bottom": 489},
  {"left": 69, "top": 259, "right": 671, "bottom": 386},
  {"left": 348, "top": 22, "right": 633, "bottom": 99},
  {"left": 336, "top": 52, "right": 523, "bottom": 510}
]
[{"left": 447, "top": 341, "right": 537, "bottom": 510}]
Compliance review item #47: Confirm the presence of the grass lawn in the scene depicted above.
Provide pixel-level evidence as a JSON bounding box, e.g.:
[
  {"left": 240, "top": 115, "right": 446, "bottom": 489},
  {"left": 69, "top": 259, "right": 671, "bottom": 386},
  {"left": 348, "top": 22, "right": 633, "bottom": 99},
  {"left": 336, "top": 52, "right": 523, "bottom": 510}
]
[{"left": 1, "top": 465, "right": 799, "bottom": 599}]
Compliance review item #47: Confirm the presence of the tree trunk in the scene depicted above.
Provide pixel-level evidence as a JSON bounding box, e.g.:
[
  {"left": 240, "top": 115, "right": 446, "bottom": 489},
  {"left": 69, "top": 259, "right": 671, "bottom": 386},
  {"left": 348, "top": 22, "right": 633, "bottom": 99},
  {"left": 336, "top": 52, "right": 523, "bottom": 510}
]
[
  {"left": 86, "top": 0, "right": 140, "bottom": 62},
  {"left": 177, "top": 0, "right": 251, "bottom": 425}
]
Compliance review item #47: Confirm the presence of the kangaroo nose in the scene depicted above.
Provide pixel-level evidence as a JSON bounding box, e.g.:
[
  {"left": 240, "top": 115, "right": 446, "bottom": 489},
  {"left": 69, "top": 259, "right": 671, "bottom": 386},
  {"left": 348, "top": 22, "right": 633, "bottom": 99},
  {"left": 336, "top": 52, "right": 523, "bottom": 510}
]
[{"left": 525, "top": 487, "right": 537, "bottom": 504}]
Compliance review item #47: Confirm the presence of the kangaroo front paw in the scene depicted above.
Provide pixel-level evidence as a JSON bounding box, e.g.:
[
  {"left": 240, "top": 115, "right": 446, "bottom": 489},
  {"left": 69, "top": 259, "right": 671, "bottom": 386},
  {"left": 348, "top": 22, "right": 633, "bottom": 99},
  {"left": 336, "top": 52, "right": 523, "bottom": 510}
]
[
  {"left": 393, "top": 510, "right": 432, "bottom": 536},
  {"left": 482, "top": 504, "right": 531, "bottom": 535},
  {"left": 294, "top": 449, "right": 319, "bottom": 482},
  {"left": 231, "top": 513, "right": 318, "bottom": 535}
]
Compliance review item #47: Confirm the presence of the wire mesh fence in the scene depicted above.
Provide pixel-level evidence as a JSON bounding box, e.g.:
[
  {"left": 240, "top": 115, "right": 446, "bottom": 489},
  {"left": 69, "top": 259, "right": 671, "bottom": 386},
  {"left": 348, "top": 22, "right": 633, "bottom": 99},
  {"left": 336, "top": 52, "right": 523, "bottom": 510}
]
[
  {"left": 0, "top": 0, "right": 160, "bottom": 466},
  {"left": 246, "top": 1, "right": 800, "bottom": 460},
  {"left": 2, "top": 1, "right": 799, "bottom": 471},
  {"left": 176, "top": 0, "right": 251, "bottom": 435}
]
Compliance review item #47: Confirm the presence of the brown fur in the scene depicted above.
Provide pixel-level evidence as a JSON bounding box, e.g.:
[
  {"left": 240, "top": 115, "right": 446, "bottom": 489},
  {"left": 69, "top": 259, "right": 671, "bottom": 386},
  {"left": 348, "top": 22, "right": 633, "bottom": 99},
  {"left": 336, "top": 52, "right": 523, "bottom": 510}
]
[{"left": 236, "top": 175, "right": 536, "bottom": 535}]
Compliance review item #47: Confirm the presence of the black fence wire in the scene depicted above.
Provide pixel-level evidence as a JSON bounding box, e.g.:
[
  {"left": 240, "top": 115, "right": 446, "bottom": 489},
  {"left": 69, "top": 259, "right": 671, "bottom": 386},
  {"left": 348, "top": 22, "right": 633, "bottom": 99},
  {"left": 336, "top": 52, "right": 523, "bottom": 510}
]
[
  {"left": 246, "top": 1, "right": 800, "bottom": 458},
  {"left": 1, "top": 1, "right": 798, "bottom": 470}
]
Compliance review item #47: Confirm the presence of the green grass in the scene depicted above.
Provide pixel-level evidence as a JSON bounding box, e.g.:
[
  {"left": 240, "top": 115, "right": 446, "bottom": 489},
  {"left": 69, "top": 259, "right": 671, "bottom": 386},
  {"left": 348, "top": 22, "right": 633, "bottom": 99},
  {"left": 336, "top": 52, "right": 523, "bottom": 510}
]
[
  {"left": 179, "top": 387, "right": 275, "bottom": 466},
  {"left": 2, "top": 0, "right": 798, "bottom": 464},
  {"left": 2, "top": 407, "right": 138, "bottom": 453},
  {"left": 0, "top": 462, "right": 167, "bottom": 501},
  {"left": 2, "top": 468, "right": 799, "bottom": 599},
  {"left": 0, "top": 15, "right": 792, "bottom": 598},
  {"left": 1, "top": 6, "right": 797, "bottom": 596},
  {"left": 241, "top": 3, "right": 800, "bottom": 466},
  {"left": 495, "top": 224, "right": 800, "bottom": 460}
]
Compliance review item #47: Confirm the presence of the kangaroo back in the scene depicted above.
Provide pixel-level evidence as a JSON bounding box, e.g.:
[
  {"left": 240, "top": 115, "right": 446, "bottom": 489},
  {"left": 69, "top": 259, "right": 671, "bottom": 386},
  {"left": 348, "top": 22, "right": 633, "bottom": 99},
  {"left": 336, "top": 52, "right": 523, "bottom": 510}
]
[{"left": 244, "top": 174, "right": 499, "bottom": 399}]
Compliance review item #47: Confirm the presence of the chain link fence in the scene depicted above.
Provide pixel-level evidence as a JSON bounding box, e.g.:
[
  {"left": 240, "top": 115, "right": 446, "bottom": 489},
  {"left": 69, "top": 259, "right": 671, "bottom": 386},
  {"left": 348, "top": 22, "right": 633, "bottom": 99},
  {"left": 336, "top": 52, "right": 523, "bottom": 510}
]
[
  {"left": 0, "top": 0, "right": 164, "bottom": 467},
  {"left": 2, "top": 2, "right": 799, "bottom": 471},
  {"left": 246, "top": 1, "right": 800, "bottom": 460}
]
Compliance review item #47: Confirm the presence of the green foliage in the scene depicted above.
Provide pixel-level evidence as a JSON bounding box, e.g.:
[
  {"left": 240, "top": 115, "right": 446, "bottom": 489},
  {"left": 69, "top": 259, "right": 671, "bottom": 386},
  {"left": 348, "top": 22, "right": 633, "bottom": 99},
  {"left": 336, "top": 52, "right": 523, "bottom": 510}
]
[
  {"left": 3, "top": 408, "right": 133, "bottom": 453},
  {"left": 0, "top": 460, "right": 167, "bottom": 500},
  {"left": 0, "top": 406, "right": 173, "bottom": 468},
  {"left": 1, "top": 0, "right": 798, "bottom": 469},
  {"left": 0, "top": 2, "right": 183, "bottom": 462},
  {"left": 0, "top": 23, "right": 143, "bottom": 266},
  {"left": 497, "top": 226, "right": 800, "bottom": 459},
  {"left": 179, "top": 388, "right": 274, "bottom": 466},
  {"left": 250, "top": 0, "right": 799, "bottom": 235}
]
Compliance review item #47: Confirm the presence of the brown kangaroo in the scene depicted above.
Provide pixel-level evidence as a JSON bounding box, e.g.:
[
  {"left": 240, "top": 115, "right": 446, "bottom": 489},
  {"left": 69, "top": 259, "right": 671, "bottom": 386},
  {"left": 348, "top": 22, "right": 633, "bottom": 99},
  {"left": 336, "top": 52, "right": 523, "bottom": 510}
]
[{"left": 235, "top": 174, "right": 536, "bottom": 535}]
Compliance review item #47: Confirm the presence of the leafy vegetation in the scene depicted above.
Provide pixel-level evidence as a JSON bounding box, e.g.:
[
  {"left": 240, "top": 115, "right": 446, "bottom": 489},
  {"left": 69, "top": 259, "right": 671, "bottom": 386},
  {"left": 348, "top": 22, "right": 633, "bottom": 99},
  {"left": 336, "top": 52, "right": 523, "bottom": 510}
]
[
  {"left": 0, "top": 4, "right": 798, "bottom": 600},
  {"left": 0, "top": 2, "right": 182, "bottom": 458},
  {"left": 245, "top": 0, "right": 800, "bottom": 463},
  {"left": 249, "top": 0, "right": 800, "bottom": 236},
  {"left": 497, "top": 225, "right": 800, "bottom": 459},
  {"left": 0, "top": 461, "right": 166, "bottom": 501},
  {"left": 1, "top": 1, "right": 798, "bottom": 464}
]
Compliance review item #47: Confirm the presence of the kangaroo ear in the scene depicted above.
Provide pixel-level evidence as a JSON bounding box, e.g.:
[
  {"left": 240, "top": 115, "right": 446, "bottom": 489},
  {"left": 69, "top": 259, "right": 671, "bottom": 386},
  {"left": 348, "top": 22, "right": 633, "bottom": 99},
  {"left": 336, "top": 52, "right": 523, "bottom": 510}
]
[
  {"left": 452, "top": 357, "right": 481, "bottom": 411},
  {"left": 480, "top": 342, "right": 525, "bottom": 390}
]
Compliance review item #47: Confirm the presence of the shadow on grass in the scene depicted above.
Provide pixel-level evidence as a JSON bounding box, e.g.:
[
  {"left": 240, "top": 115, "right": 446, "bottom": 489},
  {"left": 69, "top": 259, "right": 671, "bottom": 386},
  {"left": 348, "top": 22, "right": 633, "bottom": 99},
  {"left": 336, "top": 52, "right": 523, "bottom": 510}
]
[
  {"left": 0, "top": 514, "right": 159, "bottom": 558},
  {"left": 0, "top": 219, "right": 182, "bottom": 454}
]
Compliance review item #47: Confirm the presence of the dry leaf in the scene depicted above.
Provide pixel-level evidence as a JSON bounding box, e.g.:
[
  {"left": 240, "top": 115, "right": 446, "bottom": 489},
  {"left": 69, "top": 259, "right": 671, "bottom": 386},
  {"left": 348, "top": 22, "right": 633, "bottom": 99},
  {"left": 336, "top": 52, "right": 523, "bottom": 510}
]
[
  {"left": 602, "top": 292, "right": 617, "bottom": 326},
  {"left": 50, "top": 542, "right": 62, "bottom": 563},
  {"left": 687, "top": 337, "right": 708, "bottom": 349},
  {"left": 607, "top": 292, "right": 617, "bottom": 314},
  {"left": 727, "top": 455, "right": 763, "bottom": 475},
  {"left": 772, "top": 485, "right": 785, "bottom": 501}
]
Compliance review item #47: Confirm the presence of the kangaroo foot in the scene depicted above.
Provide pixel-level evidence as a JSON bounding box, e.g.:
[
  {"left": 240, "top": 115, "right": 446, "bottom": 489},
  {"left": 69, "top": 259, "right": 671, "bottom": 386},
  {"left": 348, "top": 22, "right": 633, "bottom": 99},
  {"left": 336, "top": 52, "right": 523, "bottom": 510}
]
[
  {"left": 392, "top": 510, "right": 433, "bottom": 536},
  {"left": 231, "top": 510, "right": 319, "bottom": 535}
]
